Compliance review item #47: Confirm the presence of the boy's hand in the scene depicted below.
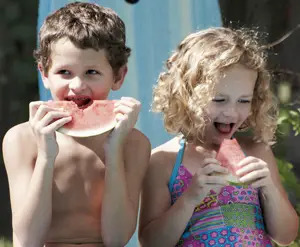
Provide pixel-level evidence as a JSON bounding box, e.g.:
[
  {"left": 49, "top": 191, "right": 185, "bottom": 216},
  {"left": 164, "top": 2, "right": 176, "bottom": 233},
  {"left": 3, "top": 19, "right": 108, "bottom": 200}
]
[
  {"left": 183, "top": 158, "right": 229, "bottom": 208},
  {"left": 235, "top": 156, "right": 274, "bottom": 191},
  {"left": 29, "top": 101, "right": 72, "bottom": 161},
  {"left": 109, "top": 97, "right": 141, "bottom": 145}
]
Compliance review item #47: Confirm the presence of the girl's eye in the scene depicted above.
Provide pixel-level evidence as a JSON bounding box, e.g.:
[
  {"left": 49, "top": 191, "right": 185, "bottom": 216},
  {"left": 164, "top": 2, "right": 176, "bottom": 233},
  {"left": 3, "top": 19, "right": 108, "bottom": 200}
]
[
  {"left": 58, "top": 70, "right": 70, "bottom": 75},
  {"left": 212, "top": 98, "right": 225, "bottom": 103},
  {"left": 239, "top": 99, "right": 251, "bottom": 103},
  {"left": 86, "top": 70, "right": 99, "bottom": 75}
]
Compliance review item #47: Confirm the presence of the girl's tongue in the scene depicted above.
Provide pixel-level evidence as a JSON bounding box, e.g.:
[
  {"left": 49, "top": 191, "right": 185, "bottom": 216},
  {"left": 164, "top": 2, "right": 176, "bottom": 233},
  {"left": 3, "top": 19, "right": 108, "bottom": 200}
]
[{"left": 215, "top": 122, "right": 232, "bottom": 134}]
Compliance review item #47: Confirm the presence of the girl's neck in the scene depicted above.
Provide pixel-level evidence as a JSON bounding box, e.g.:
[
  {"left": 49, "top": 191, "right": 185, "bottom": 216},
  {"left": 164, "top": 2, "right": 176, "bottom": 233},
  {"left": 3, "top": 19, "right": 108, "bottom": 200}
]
[
  {"left": 185, "top": 136, "right": 221, "bottom": 153},
  {"left": 185, "top": 140, "right": 220, "bottom": 154}
]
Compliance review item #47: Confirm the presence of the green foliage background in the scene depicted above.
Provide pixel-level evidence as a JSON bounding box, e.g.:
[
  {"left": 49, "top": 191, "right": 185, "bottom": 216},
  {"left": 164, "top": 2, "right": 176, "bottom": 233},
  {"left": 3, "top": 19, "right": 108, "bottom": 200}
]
[{"left": 273, "top": 105, "right": 300, "bottom": 246}]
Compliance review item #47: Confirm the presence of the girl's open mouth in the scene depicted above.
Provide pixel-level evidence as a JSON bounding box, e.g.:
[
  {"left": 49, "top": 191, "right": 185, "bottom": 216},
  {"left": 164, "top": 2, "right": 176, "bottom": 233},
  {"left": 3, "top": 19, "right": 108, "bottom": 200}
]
[
  {"left": 214, "top": 122, "right": 235, "bottom": 134},
  {"left": 65, "top": 96, "right": 93, "bottom": 109}
]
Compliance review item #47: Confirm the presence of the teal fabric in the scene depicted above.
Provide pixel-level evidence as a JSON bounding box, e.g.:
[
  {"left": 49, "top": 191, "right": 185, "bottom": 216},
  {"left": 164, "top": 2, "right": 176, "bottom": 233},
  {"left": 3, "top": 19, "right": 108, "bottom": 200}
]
[
  {"left": 37, "top": 1, "right": 221, "bottom": 246},
  {"left": 168, "top": 138, "right": 186, "bottom": 192}
]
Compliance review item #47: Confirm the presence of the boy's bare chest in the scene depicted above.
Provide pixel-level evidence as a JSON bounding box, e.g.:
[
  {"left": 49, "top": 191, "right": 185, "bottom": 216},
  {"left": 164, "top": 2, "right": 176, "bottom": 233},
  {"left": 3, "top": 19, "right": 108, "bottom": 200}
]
[
  {"left": 46, "top": 139, "right": 106, "bottom": 241},
  {"left": 51, "top": 140, "right": 106, "bottom": 212}
]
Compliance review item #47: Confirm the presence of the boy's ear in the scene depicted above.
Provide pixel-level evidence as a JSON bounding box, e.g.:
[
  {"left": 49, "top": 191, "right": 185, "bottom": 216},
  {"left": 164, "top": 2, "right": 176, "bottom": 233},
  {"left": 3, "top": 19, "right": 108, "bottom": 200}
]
[
  {"left": 112, "top": 65, "right": 128, "bottom": 91},
  {"left": 38, "top": 63, "right": 50, "bottom": 89}
]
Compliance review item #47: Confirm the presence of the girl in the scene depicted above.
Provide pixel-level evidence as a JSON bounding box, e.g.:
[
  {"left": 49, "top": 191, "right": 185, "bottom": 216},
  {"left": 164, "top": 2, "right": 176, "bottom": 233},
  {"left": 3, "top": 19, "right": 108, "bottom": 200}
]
[{"left": 139, "top": 27, "right": 298, "bottom": 247}]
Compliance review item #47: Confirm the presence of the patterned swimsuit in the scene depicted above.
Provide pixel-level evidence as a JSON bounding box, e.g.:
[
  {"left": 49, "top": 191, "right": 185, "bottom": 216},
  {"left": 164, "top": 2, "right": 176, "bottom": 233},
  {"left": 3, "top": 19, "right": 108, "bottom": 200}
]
[{"left": 169, "top": 139, "right": 273, "bottom": 247}]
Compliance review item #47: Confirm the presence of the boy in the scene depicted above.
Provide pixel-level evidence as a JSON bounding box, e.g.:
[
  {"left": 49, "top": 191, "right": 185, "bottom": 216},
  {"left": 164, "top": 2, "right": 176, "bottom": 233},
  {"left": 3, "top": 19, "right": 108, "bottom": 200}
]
[{"left": 2, "top": 2, "right": 150, "bottom": 247}]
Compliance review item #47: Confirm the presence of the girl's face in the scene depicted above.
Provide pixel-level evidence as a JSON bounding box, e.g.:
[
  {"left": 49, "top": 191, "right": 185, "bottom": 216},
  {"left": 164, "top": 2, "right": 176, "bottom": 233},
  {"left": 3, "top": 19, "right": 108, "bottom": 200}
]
[
  {"left": 40, "top": 38, "right": 126, "bottom": 107},
  {"left": 204, "top": 63, "right": 257, "bottom": 146}
]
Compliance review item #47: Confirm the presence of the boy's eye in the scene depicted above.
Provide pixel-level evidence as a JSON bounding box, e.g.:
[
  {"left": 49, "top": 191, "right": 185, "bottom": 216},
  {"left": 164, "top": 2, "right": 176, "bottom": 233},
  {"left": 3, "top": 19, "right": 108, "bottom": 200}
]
[
  {"left": 58, "top": 70, "right": 71, "bottom": 75},
  {"left": 86, "top": 70, "right": 99, "bottom": 75}
]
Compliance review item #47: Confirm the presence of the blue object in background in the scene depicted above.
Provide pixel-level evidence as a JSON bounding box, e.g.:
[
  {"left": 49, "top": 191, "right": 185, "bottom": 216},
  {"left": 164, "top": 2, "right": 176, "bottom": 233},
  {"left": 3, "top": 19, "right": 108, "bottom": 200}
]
[{"left": 37, "top": 1, "right": 221, "bottom": 246}]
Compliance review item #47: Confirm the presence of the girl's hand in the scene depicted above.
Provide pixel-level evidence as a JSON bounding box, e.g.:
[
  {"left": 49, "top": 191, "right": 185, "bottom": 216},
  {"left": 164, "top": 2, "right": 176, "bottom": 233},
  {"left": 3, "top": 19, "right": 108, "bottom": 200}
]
[
  {"left": 183, "top": 158, "right": 229, "bottom": 208},
  {"left": 29, "top": 101, "right": 72, "bottom": 161},
  {"left": 109, "top": 97, "right": 141, "bottom": 146},
  {"left": 236, "top": 156, "right": 274, "bottom": 190}
]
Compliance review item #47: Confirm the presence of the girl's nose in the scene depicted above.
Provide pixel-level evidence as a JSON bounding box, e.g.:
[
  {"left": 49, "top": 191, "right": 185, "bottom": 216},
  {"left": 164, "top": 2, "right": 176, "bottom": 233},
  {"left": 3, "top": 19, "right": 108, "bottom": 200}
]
[
  {"left": 69, "top": 77, "right": 87, "bottom": 92},
  {"left": 223, "top": 105, "right": 238, "bottom": 118}
]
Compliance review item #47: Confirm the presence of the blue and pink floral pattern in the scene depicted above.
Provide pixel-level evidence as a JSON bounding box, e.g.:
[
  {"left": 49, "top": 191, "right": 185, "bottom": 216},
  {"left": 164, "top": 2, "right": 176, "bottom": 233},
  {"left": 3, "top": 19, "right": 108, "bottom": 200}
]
[{"left": 170, "top": 164, "right": 273, "bottom": 247}]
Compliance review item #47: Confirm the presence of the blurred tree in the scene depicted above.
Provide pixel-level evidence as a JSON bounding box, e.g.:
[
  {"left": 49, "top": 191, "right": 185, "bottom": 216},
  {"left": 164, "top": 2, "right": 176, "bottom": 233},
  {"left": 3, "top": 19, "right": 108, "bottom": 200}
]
[{"left": 0, "top": 0, "right": 38, "bottom": 239}]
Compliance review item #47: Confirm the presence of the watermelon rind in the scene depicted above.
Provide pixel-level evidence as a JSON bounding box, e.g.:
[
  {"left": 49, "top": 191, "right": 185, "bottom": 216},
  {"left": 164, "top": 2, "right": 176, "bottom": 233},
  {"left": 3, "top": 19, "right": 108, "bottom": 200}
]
[
  {"left": 224, "top": 173, "right": 240, "bottom": 184},
  {"left": 228, "top": 181, "right": 248, "bottom": 187},
  {"left": 46, "top": 100, "right": 117, "bottom": 138},
  {"left": 57, "top": 119, "right": 116, "bottom": 137},
  {"left": 212, "top": 172, "right": 242, "bottom": 184}
]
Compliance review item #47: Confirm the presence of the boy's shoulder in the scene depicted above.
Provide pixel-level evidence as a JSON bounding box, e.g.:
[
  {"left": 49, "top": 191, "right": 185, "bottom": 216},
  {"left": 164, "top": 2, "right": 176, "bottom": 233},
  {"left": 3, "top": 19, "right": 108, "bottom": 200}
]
[
  {"left": 126, "top": 128, "right": 151, "bottom": 149},
  {"left": 2, "top": 122, "right": 37, "bottom": 167},
  {"left": 123, "top": 128, "right": 151, "bottom": 160},
  {"left": 3, "top": 121, "right": 34, "bottom": 146},
  {"left": 122, "top": 128, "right": 151, "bottom": 172}
]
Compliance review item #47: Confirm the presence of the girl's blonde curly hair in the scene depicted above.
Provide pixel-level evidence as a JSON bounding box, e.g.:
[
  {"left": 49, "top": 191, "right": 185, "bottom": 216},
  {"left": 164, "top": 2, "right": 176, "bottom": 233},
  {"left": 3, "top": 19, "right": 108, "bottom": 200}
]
[{"left": 152, "top": 27, "right": 278, "bottom": 144}]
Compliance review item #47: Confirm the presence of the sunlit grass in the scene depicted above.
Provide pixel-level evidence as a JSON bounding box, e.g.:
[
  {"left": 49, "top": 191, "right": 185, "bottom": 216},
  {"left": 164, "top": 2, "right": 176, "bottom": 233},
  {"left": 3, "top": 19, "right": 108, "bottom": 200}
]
[{"left": 0, "top": 238, "right": 12, "bottom": 247}]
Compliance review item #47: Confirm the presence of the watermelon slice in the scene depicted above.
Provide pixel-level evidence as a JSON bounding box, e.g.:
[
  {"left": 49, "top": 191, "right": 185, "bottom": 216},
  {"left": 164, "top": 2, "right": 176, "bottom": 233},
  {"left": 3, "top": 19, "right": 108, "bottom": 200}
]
[
  {"left": 216, "top": 138, "right": 245, "bottom": 184},
  {"left": 45, "top": 100, "right": 117, "bottom": 137}
]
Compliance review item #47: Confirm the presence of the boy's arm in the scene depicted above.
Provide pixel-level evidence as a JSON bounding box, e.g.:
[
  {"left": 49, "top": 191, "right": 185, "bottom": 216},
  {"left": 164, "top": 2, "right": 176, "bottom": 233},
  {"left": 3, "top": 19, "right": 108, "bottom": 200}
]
[
  {"left": 3, "top": 102, "right": 70, "bottom": 247},
  {"left": 3, "top": 124, "right": 54, "bottom": 247},
  {"left": 101, "top": 129, "right": 151, "bottom": 246}
]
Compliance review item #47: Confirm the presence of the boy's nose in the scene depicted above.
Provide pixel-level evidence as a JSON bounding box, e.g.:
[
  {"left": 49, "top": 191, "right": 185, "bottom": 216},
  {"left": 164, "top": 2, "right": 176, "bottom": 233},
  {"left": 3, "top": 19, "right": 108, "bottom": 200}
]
[{"left": 69, "top": 77, "right": 87, "bottom": 92}]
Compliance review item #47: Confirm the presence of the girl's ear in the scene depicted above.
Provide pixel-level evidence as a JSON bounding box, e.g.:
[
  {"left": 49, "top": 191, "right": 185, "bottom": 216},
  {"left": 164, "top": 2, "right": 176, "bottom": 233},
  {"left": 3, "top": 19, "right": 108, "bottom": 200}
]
[
  {"left": 38, "top": 63, "right": 50, "bottom": 89},
  {"left": 112, "top": 65, "right": 128, "bottom": 91}
]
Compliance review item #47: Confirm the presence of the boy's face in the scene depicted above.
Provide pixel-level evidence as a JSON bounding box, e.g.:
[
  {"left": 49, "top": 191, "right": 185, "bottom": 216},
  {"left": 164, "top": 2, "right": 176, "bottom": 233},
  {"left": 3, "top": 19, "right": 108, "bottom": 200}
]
[
  {"left": 40, "top": 38, "right": 126, "bottom": 106},
  {"left": 204, "top": 63, "right": 257, "bottom": 145}
]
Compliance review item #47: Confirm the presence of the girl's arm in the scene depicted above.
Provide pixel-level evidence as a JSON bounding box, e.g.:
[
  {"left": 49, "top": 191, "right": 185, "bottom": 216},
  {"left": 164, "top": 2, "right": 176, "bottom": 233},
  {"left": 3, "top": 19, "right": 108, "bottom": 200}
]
[
  {"left": 259, "top": 146, "right": 298, "bottom": 245},
  {"left": 139, "top": 148, "right": 228, "bottom": 247},
  {"left": 237, "top": 142, "right": 299, "bottom": 245},
  {"left": 138, "top": 150, "right": 195, "bottom": 247}
]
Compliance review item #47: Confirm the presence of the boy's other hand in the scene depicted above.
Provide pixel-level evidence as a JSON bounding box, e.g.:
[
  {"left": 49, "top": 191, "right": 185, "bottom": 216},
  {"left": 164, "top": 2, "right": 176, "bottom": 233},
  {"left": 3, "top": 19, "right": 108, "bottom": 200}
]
[
  {"left": 107, "top": 97, "right": 141, "bottom": 148},
  {"left": 29, "top": 101, "right": 72, "bottom": 161}
]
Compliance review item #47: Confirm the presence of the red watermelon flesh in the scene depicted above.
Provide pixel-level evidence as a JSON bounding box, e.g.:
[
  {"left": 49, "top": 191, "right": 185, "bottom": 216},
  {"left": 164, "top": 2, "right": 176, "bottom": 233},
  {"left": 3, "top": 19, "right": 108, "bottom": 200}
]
[
  {"left": 216, "top": 138, "right": 245, "bottom": 183},
  {"left": 45, "top": 100, "right": 117, "bottom": 137}
]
